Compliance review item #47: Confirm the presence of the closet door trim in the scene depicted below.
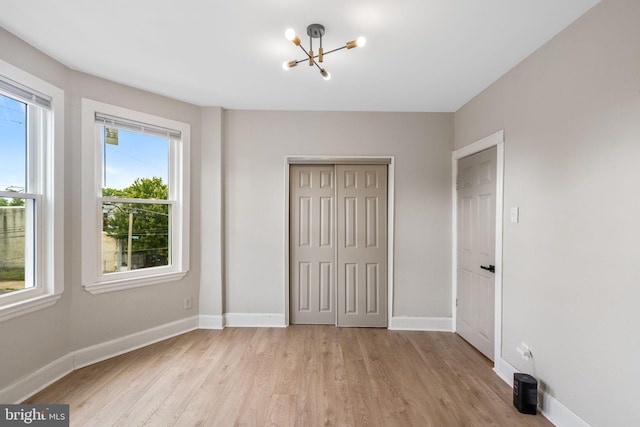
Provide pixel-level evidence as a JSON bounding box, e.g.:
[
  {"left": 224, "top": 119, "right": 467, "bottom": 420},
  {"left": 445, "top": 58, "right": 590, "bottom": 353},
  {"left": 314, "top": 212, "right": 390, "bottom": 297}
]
[
  {"left": 284, "top": 155, "right": 395, "bottom": 327},
  {"left": 287, "top": 156, "right": 391, "bottom": 165}
]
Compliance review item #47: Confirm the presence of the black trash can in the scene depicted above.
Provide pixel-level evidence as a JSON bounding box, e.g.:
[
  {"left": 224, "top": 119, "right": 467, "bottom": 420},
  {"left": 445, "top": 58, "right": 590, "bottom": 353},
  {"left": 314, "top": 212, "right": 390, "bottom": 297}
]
[{"left": 513, "top": 373, "right": 537, "bottom": 415}]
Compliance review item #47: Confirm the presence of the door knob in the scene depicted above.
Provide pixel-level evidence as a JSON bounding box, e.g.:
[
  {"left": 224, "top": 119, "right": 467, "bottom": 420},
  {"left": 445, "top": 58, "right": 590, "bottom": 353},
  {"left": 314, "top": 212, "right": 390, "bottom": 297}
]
[{"left": 480, "top": 265, "right": 495, "bottom": 273}]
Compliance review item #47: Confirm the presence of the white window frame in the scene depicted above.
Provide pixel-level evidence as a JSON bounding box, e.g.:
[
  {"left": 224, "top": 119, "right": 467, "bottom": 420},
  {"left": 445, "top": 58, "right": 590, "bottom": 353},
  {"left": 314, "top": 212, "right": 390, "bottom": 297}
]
[
  {"left": 81, "top": 99, "right": 190, "bottom": 294},
  {"left": 0, "top": 60, "right": 64, "bottom": 322}
]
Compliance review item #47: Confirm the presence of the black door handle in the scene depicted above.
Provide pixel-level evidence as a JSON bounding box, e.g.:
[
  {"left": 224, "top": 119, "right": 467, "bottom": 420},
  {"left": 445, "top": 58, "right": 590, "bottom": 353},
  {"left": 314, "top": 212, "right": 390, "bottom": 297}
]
[{"left": 480, "top": 265, "right": 495, "bottom": 273}]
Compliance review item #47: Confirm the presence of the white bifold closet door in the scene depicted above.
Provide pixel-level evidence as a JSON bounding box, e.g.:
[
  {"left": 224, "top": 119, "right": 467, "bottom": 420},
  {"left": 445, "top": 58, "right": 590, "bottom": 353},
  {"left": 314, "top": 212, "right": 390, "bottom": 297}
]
[{"left": 290, "top": 164, "right": 387, "bottom": 327}]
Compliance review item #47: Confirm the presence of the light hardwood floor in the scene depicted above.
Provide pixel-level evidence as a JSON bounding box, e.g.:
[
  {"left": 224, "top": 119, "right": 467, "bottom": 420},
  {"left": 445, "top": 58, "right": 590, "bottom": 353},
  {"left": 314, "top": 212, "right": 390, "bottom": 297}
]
[{"left": 26, "top": 326, "right": 552, "bottom": 426}]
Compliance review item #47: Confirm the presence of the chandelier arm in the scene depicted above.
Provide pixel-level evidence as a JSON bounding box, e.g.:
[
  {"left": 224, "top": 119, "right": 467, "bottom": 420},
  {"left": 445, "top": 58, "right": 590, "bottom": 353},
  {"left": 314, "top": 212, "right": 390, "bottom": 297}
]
[
  {"left": 297, "top": 44, "right": 311, "bottom": 59},
  {"left": 299, "top": 46, "right": 324, "bottom": 72},
  {"left": 321, "top": 45, "right": 348, "bottom": 56},
  {"left": 291, "top": 44, "right": 348, "bottom": 64},
  {"left": 291, "top": 58, "right": 324, "bottom": 71},
  {"left": 298, "top": 43, "right": 323, "bottom": 69}
]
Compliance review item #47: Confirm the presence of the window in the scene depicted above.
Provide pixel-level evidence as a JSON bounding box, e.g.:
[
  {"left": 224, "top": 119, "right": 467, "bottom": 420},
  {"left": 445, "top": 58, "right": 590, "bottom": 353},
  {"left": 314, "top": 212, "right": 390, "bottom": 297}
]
[
  {"left": 81, "top": 99, "right": 190, "bottom": 294},
  {"left": 0, "top": 94, "right": 28, "bottom": 295},
  {"left": 0, "top": 61, "right": 64, "bottom": 321}
]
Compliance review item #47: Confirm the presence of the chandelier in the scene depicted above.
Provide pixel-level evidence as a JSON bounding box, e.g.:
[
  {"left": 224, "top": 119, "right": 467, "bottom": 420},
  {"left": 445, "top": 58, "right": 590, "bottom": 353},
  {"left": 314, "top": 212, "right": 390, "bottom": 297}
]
[{"left": 282, "top": 24, "right": 366, "bottom": 80}]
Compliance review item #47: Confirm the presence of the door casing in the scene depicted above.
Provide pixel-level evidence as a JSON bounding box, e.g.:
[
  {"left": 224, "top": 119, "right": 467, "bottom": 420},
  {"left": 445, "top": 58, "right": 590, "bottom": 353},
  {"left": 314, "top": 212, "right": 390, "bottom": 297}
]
[
  {"left": 284, "top": 156, "right": 395, "bottom": 327},
  {"left": 452, "top": 130, "right": 504, "bottom": 365}
]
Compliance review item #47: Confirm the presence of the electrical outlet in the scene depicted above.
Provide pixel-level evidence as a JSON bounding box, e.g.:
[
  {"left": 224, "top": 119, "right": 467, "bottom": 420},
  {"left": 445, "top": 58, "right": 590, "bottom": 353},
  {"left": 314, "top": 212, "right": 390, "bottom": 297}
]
[
  {"left": 183, "top": 296, "right": 192, "bottom": 310},
  {"left": 511, "top": 207, "right": 520, "bottom": 223},
  {"left": 517, "top": 343, "right": 532, "bottom": 360}
]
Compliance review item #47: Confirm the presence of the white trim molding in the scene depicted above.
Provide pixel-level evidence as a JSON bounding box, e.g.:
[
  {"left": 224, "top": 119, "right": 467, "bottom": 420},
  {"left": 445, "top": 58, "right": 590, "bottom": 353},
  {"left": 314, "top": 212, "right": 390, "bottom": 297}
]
[
  {"left": 83, "top": 271, "right": 188, "bottom": 295},
  {"left": 389, "top": 316, "right": 453, "bottom": 331},
  {"left": 73, "top": 316, "right": 199, "bottom": 369},
  {"left": 286, "top": 156, "right": 392, "bottom": 165},
  {"left": 0, "top": 354, "right": 74, "bottom": 405},
  {"left": 494, "top": 358, "right": 592, "bottom": 427},
  {"left": 0, "top": 294, "right": 62, "bottom": 323},
  {"left": 223, "top": 313, "right": 286, "bottom": 328},
  {"left": 540, "top": 392, "right": 592, "bottom": 427},
  {"left": 454, "top": 130, "right": 504, "bottom": 159},
  {"left": 283, "top": 155, "right": 396, "bottom": 328},
  {"left": 0, "top": 316, "right": 198, "bottom": 404},
  {"left": 0, "top": 60, "right": 65, "bottom": 322},
  {"left": 452, "top": 130, "right": 504, "bottom": 364},
  {"left": 199, "top": 315, "right": 224, "bottom": 329},
  {"left": 494, "top": 356, "right": 518, "bottom": 385},
  {"left": 80, "top": 98, "right": 191, "bottom": 294}
]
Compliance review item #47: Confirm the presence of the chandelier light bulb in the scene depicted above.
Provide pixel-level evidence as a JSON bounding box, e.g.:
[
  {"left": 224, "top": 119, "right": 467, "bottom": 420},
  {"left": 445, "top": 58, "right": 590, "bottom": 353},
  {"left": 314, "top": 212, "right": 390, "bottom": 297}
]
[
  {"left": 285, "top": 28, "right": 301, "bottom": 46},
  {"left": 346, "top": 37, "right": 366, "bottom": 49},
  {"left": 285, "top": 28, "right": 296, "bottom": 40},
  {"left": 321, "top": 69, "right": 331, "bottom": 80},
  {"left": 282, "top": 60, "right": 298, "bottom": 70}
]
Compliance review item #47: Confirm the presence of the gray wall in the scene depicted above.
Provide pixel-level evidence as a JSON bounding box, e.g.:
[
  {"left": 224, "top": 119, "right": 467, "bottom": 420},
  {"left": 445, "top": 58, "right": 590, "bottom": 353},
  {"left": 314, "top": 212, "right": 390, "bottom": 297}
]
[
  {"left": 0, "top": 28, "right": 202, "bottom": 388},
  {"left": 454, "top": 0, "right": 640, "bottom": 425},
  {"left": 67, "top": 71, "right": 202, "bottom": 349},
  {"left": 0, "top": 27, "right": 71, "bottom": 391},
  {"left": 222, "top": 111, "right": 453, "bottom": 318},
  {"left": 199, "top": 107, "right": 224, "bottom": 319},
  {"left": 1, "top": 25, "right": 454, "bottom": 393}
]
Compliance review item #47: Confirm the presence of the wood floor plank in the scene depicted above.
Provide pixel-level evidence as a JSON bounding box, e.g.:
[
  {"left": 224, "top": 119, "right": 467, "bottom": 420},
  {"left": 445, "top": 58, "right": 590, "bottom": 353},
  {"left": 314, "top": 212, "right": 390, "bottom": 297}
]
[{"left": 25, "top": 326, "right": 553, "bottom": 427}]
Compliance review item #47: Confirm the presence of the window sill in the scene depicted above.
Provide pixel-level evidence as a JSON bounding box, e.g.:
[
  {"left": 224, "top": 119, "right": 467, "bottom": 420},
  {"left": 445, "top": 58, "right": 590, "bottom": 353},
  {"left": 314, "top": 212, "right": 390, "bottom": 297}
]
[
  {"left": 0, "top": 293, "right": 63, "bottom": 323},
  {"left": 83, "top": 270, "right": 188, "bottom": 295}
]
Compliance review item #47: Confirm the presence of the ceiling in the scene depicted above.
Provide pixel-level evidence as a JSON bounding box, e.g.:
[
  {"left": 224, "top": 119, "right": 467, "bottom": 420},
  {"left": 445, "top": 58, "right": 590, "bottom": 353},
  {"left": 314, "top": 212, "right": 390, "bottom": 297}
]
[{"left": 0, "top": 0, "right": 600, "bottom": 112}]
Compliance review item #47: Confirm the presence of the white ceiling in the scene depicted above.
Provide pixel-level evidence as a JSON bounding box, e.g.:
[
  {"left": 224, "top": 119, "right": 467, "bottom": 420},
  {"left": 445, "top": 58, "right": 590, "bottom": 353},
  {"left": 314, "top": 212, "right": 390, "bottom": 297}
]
[{"left": 1, "top": 0, "right": 600, "bottom": 112}]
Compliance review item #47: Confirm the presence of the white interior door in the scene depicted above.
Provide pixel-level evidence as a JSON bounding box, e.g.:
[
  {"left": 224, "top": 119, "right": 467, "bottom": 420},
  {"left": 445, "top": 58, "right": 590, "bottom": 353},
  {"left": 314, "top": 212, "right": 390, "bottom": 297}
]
[
  {"left": 290, "top": 164, "right": 388, "bottom": 327},
  {"left": 456, "top": 147, "right": 497, "bottom": 360},
  {"left": 290, "top": 165, "right": 336, "bottom": 324},
  {"left": 336, "top": 165, "right": 387, "bottom": 327}
]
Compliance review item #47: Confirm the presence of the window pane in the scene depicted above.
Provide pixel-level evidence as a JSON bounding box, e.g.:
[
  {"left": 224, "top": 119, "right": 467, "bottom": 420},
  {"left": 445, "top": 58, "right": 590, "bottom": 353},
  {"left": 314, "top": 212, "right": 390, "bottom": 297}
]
[
  {"left": 101, "top": 126, "right": 169, "bottom": 199},
  {"left": 102, "top": 202, "right": 171, "bottom": 273},
  {"left": 0, "top": 198, "right": 34, "bottom": 295},
  {"left": 0, "top": 94, "right": 27, "bottom": 193}
]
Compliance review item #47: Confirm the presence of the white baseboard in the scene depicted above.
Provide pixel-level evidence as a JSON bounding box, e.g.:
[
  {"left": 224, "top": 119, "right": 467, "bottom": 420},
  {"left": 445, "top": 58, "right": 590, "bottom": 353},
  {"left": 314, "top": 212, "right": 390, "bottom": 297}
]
[
  {"left": 494, "top": 357, "right": 591, "bottom": 427},
  {"left": 199, "top": 314, "right": 224, "bottom": 329},
  {"left": 494, "top": 356, "right": 518, "bottom": 385},
  {"left": 223, "top": 313, "right": 286, "bottom": 328},
  {"left": 388, "top": 316, "right": 453, "bottom": 331},
  {"left": 541, "top": 392, "right": 591, "bottom": 427},
  {"left": 73, "top": 315, "right": 199, "bottom": 369},
  {"left": 0, "top": 353, "right": 74, "bottom": 404},
  {"left": 0, "top": 315, "right": 199, "bottom": 404}
]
